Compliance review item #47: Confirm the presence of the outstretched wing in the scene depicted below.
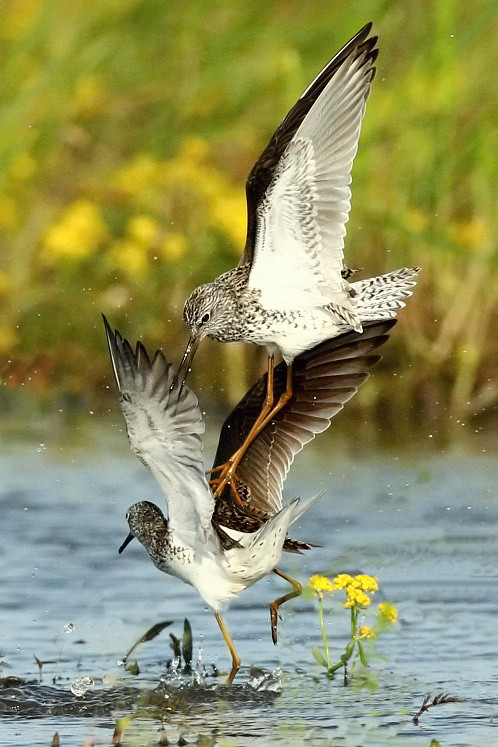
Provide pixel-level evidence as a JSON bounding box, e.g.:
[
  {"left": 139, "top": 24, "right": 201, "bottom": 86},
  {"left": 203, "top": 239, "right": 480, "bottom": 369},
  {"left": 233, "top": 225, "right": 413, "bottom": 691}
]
[
  {"left": 242, "top": 23, "right": 378, "bottom": 316},
  {"left": 212, "top": 320, "right": 395, "bottom": 535},
  {"left": 103, "top": 317, "right": 214, "bottom": 535}
]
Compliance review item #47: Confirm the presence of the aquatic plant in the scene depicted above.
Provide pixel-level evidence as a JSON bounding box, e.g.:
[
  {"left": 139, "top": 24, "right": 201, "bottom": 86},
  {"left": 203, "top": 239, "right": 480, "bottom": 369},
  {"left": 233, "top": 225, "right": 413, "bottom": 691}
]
[
  {"left": 308, "top": 573, "right": 397, "bottom": 684},
  {"left": 412, "top": 692, "right": 463, "bottom": 724}
]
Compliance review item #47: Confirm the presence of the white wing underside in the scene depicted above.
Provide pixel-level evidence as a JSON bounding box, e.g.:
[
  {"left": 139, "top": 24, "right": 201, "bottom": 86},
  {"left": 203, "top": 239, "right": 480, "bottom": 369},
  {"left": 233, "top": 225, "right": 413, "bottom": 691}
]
[
  {"left": 248, "top": 49, "right": 371, "bottom": 314},
  {"left": 106, "top": 325, "right": 214, "bottom": 537}
]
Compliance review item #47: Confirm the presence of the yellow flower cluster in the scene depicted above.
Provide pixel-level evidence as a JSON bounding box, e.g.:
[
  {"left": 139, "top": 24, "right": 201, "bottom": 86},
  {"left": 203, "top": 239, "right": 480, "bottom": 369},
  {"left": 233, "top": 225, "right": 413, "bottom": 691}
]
[
  {"left": 332, "top": 573, "right": 379, "bottom": 608},
  {"left": 308, "top": 572, "right": 379, "bottom": 608},
  {"left": 358, "top": 626, "right": 377, "bottom": 639},
  {"left": 42, "top": 199, "right": 108, "bottom": 261},
  {"left": 113, "top": 137, "right": 246, "bottom": 252},
  {"left": 308, "top": 574, "right": 334, "bottom": 597},
  {"left": 378, "top": 602, "right": 398, "bottom": 624}
]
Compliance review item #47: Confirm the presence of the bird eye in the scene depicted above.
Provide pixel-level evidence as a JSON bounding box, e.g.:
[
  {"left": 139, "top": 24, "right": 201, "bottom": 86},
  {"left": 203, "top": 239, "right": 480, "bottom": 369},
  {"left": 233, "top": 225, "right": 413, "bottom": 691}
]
[{"left": 201, "top": 312, "right": 210, "bottom": 324}]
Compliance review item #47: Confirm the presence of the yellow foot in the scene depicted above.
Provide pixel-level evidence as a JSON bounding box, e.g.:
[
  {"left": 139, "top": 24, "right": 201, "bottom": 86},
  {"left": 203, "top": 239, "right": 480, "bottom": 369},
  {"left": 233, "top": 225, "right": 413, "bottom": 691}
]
[{"left": 207, "top": 464, "right": 245, "bottom": 507}]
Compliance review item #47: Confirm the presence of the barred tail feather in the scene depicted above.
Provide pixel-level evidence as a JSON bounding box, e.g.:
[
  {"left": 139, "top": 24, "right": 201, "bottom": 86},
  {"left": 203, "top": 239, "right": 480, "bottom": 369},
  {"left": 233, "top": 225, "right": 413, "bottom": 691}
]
[{"left": 352, "top": 267, "right": 420, "bottom": 321}]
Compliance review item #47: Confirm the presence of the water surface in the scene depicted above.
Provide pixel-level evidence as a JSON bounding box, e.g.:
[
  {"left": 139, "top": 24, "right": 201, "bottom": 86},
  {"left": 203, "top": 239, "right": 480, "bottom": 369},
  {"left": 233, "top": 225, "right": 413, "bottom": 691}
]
[{"left": 0, "top": 420, "right": 496, "bottom": 745}]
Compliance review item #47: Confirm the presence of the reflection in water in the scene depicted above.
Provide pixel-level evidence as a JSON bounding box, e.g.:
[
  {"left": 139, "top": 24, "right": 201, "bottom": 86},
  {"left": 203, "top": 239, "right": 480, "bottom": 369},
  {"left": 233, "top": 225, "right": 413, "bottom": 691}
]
[{"left": 0, "top": 423, "right": 496, "bottom": 745}]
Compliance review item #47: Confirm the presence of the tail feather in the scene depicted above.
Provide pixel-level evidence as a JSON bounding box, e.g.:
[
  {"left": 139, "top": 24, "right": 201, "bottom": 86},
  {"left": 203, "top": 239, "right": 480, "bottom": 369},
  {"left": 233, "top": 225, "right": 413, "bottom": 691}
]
[
  {"left": 352, "top": 267, "right": 420, "bottom": 321},
  {"left": 230, "top": 495, "right": 322, "bottom": 577}
]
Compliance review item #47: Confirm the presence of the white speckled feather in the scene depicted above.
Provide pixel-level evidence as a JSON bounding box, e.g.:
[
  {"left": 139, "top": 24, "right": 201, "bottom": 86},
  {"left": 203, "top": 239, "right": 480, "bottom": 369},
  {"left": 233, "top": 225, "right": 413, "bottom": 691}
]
[{"left": 247, "top": 46, "right": 374, "bottom": 318}]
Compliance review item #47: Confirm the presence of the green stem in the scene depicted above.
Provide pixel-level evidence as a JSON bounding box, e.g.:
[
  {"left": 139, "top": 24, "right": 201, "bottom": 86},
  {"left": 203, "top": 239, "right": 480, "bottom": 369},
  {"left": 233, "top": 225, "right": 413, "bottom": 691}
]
[
  {"left": 358, "top": 640, "right": 368, "bottom": 667},
  {"left": 318, "top": 597, "right": 332, "bottom": 672}
]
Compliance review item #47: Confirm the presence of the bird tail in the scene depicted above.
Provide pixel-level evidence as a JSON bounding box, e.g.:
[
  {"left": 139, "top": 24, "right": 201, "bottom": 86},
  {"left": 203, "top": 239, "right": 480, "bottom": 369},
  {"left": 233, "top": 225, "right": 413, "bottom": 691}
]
[
  {"left": 232, "top": 494, "right": 322, "bottom": 577},
  {"left": 352, "top": 267, "right": 420, "bottom": 322}
]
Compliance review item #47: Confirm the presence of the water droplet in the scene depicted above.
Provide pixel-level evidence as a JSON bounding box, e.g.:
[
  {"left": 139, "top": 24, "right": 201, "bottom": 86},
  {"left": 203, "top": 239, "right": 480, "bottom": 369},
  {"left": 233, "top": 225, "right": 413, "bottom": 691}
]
[
  {"left": 37, "top": 443, "right": 46, "bottom": 452},
  {"left": 70, "top": 676, "right": 94, "bottom": 697}
]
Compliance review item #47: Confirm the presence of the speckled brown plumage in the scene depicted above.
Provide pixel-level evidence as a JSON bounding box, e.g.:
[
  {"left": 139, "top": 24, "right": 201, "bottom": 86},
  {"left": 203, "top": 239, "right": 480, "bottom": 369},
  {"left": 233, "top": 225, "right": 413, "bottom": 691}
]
[{"left": 211, "top": 319, "right": 396, "bottom": 550}]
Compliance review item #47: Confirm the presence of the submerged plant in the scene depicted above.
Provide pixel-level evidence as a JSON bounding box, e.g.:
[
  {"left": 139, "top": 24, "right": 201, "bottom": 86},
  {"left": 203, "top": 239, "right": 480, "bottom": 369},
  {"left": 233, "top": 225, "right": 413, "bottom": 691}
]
[{"left": 308, "top": 573, "right": 397, "bottom": 684}]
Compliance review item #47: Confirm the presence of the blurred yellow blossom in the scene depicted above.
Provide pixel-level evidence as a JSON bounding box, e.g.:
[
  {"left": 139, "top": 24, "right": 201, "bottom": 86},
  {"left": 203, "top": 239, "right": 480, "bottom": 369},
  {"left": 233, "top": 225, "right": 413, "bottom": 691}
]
[
  {"left": 378, "top": 602, "right": 398, "bottom": 624},
  {"left": 42, "top": 199, "right": 108, "bottom": 260},
  {"left": 162, "top": 232, "right": 188, "bottom": 260},
  {"left": 107, "top": 239, "right": 148, "bottom": 276},
  {"left": 0, "top": 324, "right": 18, "bottom": 353},
  {"left": 358, "top": 626, "right": 377, "bottom": 639},
  {"left": 0, "top": 0, "right": 40, "bottom": 40},
  {"left": 0, "top": 271, "right": 10, "bottom": 295},
  {"left": 114, "top": 155, "right": 160, "bottom": 196},
  {"left": 9, "top": 153, "right": 36, "bottom": 181},
  {"left": 178, "top": 135, "right": 211, "bottom": 163},
  {"left": 449, "top": 216, "right": 489, "bottom": 249},
  {"left": 127, "top": 215, "right": 160, "bottom": 246},
  {"left": 0, "top": 196, "right": 19, "bottom": 229},
  {"left": 74, "top": 73, "right": 107, "bottom": 117},
  {"left": 211, "top": 190, "right": 247, "bottom": 249},
  {"left": 308, "top": 574, "right": 334, "bottom": 597},
  {"left": 405, "top": 209, "right": 428, "bottom": 233}
]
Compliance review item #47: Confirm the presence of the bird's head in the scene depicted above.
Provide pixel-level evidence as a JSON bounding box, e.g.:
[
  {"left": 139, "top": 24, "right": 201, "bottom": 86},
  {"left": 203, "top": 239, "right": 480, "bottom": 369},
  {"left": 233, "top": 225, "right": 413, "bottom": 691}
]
[
  {"left": 118, "top": 501, "right": 166, "bottom": 554},
  {"left": 183, "top": 281, "right": 235, "bottom": 341},
  {"left": 177, "top": 282, "right": 237, "bottom": 386}
]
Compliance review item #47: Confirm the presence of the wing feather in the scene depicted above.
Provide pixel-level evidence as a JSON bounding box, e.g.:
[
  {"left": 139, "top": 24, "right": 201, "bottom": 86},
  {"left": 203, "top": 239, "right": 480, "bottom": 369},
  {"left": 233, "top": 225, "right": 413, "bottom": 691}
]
[
  {"left": 103, "top": 316, "right": 214, "bottom": 535},
  {"left": 243, "top": 25, "right": 378, "bottom": 314},
  {"left": 212, "top": 320, "right": 395, "bottom": 530}
]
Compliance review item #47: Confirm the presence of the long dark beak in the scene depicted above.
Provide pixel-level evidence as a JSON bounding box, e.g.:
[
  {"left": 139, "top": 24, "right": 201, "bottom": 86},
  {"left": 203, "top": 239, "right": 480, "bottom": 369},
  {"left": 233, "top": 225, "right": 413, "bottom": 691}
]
[
  {"left": 171, "top": 334, "right": 200, "bottom": 394},
  {"left": 118, "top": 532, "right": 134, "bottom": 554}
]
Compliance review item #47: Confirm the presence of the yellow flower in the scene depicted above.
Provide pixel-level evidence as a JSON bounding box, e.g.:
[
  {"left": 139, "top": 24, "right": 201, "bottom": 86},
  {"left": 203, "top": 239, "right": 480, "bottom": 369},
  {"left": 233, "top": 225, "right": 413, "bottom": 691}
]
[
  {"left": 127, "top": 215, "right": 160, "bottom": 246},
  {"left": 449, "top": 216, "right": 489, "bottom": 249},
  {"left": 210, "top": 190, "right": 247, "bottom": 250},
  {"left": 331, "top": 573, "right": 354, "bottom": 590},
  {"left": 107, "top": 239, "right": 148, "bottom": 277},
  {"left": 332, "top": 574, "right": 378, "bottom": 608},
  {"left": 345, "top": 586, "right": 371, "bottom": 608},
  {"left": 177, "top": 135, "right": 211, "bottom": 163},
  {"left": 114, "top": 155, "right": 160, "bottom": 196},
  {"left": 308, "top": 574, "right": 334, "bottom": 597},
  {"left": 42, "top": 200, "right": 108, "bottom": 260},
  {"left": 9, "top": 153, "right": 36, "bottom": 181},
  {"left": 354, "top": 575, "right": 379, "bottom": 593},
  {"left": 0, "top": 324, "right": 18, "bottom": 353},
  {"left": 358, "top": 626, "right": 377, "bottom": 639},
  {"left": 0, "top": 271, "right": 10, "bottom": 296},
  {"left": 161, "top": 232, "right": 188, "bottom": 260},
  {"left": 74, "top": 73, "right": 107, "bottom": 117},
  {"left": 378, "top": 602, "right": 398, "bottom": 624},
  {"left": 0, "top": 196, "right": 19, "bottom": 229},
  {"left": 405, "top": 209, "right": 428, "bottom": 232}
]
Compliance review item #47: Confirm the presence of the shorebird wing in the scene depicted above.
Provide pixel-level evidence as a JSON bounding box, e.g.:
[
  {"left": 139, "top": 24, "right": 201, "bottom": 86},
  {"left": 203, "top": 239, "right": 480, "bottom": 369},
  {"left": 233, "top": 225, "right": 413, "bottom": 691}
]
[
  {"left": 242, "top": 24, "right": 377, "bottom": 313},
  {"left": 103, "top": 317, "right": 214, "bottom": 534},
  {"left": 212, "top": 320, "right": 395, "bottom": 528}
]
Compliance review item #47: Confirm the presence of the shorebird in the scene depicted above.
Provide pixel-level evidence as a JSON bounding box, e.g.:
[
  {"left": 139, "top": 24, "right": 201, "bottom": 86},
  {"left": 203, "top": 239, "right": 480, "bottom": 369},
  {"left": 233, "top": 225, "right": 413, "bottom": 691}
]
[
  {"left": 104, "top": 315, "right": 395, "bottom": 683},
  {"left": 179, "top": 23, "right": 419, "bottom": 503}
]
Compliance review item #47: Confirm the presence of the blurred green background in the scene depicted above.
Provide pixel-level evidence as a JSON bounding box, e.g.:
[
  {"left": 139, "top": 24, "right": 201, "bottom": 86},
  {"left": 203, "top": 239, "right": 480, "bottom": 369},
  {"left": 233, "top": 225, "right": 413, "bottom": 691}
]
[{"left": 0, "top": 0, "right": 496, "bottom": 445}]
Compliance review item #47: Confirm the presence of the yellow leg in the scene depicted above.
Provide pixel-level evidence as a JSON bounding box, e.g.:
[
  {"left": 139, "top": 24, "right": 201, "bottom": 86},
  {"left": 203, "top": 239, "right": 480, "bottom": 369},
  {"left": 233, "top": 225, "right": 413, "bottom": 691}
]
[
  {"left": 209, "top": 360, "right": 293, "bottom": 504},
  {"left": 270, "top": 568, "right": 303, "bottom": 645},
  {"left": 214, "top": 611, "right": 241, "bottom": 686}
]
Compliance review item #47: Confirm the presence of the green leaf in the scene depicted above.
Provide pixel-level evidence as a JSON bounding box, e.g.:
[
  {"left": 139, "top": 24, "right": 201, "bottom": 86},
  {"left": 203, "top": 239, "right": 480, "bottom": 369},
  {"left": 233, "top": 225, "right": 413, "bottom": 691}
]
[
  {"left": 124, "top": 620, "right": 173, "bottom": 661},
  {"left": 182, "top": 618, "right": 192, "bottom": 667},
  {"left": 169, "top": 632, "right": 181, "bottom": 659},
  {"left": 312, "top": 647, "right": 327, "bottom": 667}
]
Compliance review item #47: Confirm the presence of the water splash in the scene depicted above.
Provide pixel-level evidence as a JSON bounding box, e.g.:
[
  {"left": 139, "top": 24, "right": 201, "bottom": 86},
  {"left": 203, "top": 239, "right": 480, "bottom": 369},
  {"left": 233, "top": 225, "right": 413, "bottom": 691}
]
[
  {"left": 248, "top": 667, "right": 282, "bottom": 693},
  {"left": 70, "top": 676, "right": 95, "bottom": 697}
]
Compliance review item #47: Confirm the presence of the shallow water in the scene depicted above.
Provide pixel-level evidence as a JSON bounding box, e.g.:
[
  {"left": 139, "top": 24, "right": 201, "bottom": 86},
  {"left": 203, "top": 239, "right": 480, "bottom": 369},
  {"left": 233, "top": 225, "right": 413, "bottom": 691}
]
[{"left": 0, "top": 419, "right": 496, "bottom": 746}]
